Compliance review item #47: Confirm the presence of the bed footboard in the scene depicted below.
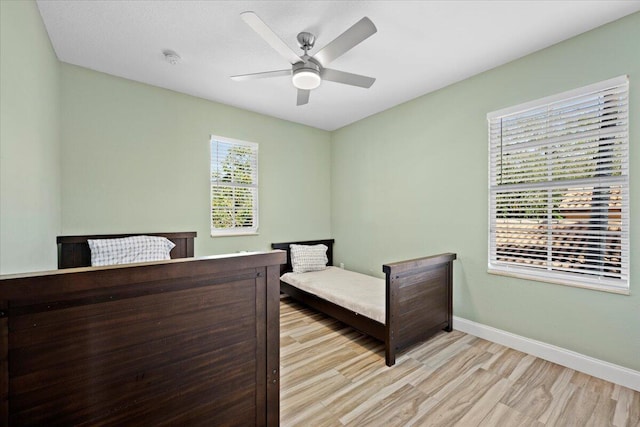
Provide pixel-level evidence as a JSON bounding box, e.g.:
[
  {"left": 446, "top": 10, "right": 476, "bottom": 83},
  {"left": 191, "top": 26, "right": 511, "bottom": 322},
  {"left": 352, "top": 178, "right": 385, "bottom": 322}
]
[
  {"left": 383, "top": 253, "right": 456, "bottom": 366},
  {"left": 0, "top": 251, "right": 285, "bottom": 426}
]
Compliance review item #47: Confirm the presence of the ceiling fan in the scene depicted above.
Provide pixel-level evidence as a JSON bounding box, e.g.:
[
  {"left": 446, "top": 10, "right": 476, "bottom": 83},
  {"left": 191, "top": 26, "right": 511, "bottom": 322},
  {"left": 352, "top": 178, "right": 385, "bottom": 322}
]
[{"left": 231, "top": 12, "right": 377, "bottom": 106}]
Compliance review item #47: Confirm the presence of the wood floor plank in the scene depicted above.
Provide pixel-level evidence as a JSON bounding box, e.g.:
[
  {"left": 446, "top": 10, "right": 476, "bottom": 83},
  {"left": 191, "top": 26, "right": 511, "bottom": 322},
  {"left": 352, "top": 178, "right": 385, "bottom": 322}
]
[
  {"left": 279, "top": 297, "right": 640, "bottom": 427},
  {"left": 551, "top": 386, "right": 605, "bottom": 426},
  {"left": 501, "top": 358, "right": 566, "bottom": 420},
  {"left": 281, "top": 369, "right": 351, "bottom": 420},
  {"left": 471, "top": 337, "right": 501, "bottom": 353},
  {"left": 539, "top": 382, "right": 578, "bottom": 426},
  {"left": 536, "top": 367, "right": 576, "bottom": 424},
  {"left": 330, "top": 358, "right": 425, "bottom": 424},
  {"left": 456, "top": 377, "right": 511, "bottom": 426},
  {"left": 584, "top": 375, "right": 617, "bottom": 397},
  {"left": 281, "top": 346, "right": 360, "bottom": 390},
  {"left": 410, "top": 369, "right": 504, "bottom": 426},
  {"left": 479, "top": 402, "right": 544, "bottom": 427},
  {"left": 612, "top": 385, "right": 640, "bottom": 427},
  {"left": 506, "top": 353, "right": 537, "bottom": 382},
  {"left": 412, "top": 332, "right": 478, "bottom": 369},
  {"left": 342, "top": 383, "right": 436, "bottom": 427},
  {"left": 413, "top": 345, "right": 493, "bottom": 400},
  {"left": 282, "top": 401, "right": 343, "bottom": 426},
  {"left": 585, "top": 394, "right": 617, "bottom": 427},
  {"left": 482, "top": 347, "right": 529, "bottom": 377},
  {"left": 335, "top": 350, "right": 387, "bottom": 383}
]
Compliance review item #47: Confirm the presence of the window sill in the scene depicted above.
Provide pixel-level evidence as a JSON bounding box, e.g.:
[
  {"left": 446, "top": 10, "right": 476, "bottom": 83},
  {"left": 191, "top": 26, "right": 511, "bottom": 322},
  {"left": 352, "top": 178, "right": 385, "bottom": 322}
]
[
  {"left": 210, "top": 232, "right": 260, "bottom": 238},
  {"left": 488, "top": 268, "right": 630, "bottom": 296}
]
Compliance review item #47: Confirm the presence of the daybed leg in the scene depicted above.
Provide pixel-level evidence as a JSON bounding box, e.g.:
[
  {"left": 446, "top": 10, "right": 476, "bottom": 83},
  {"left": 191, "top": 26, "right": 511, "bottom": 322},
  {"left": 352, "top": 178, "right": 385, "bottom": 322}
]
[
  {"left": 444, "top": 308, "right": 452, "bottom": 332},
  {"left": 385, "top": 345, "right": 395, "bottom": 367},
  {"left": 445, "top": 259, "right": 454, "bottom": 333}
]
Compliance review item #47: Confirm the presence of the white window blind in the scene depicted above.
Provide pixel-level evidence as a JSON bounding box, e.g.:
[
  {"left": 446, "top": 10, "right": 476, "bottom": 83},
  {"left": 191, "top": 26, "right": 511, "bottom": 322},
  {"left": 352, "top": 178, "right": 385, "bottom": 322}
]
[
  {"left": 210, "top": 135, "right": 258, "bottom": 236},
  {"left": 488, "top": 76, "right": 629, "bottom": 294}
]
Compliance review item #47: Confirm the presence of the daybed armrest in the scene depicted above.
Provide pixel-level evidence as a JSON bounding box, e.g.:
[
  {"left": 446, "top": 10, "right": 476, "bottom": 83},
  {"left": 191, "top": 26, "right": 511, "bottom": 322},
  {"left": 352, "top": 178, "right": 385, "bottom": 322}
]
[
  {"left": 382, "top": 253, "right": 457, "bottom": 276},
  {"left": 382, "top": 252, "right": 457, "bottom": 366}
]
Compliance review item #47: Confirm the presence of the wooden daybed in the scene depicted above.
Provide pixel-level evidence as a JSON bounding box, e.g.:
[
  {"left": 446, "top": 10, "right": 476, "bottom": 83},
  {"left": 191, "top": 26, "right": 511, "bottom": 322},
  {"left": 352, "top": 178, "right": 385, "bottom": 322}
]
[
  {"left": 1, "top": 232, "right": 285, "bottom": 426},
  {"left": 272, "top": 239, "right": 456, "bottom": 366}
]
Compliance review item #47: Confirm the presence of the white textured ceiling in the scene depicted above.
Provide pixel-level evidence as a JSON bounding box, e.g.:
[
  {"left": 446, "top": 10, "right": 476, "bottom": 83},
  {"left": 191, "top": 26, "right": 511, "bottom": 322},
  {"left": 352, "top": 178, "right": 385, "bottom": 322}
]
[{"left": 36, "top": 1, "right": 640, "bottom": 131}]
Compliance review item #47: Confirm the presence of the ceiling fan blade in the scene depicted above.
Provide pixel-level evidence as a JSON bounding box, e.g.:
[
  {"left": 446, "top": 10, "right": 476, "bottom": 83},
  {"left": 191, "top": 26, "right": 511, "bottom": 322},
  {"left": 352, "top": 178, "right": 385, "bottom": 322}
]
[
  {"left": 322, "top": 68, "right": 375, "bottom": 88},
  {"left": 231, "top": 69, "right": 291, "bottom": 81},
  {"left": 241, "top": 11, "right": 302, "bottom": 64},
  {"left": 297, "top": 89, "right": 310, "bottom": 106},
  {"left": 313, "top": 17, "right": 377, "bottom": 66}
]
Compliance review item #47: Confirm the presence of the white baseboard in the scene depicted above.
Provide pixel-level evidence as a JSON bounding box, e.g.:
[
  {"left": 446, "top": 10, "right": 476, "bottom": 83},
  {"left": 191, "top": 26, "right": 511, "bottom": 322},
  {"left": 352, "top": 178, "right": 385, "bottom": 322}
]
[{"left": 453, "top": 316, "right": 640, "bottom": 392}]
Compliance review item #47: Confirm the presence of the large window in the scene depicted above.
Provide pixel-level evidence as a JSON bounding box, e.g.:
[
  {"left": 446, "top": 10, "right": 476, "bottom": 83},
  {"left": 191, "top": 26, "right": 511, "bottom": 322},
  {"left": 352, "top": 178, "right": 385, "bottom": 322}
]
[
  {"left": 210, "top": 135, "right": 258, "bottom": 236},
  {"left": 488, "top": 76, "right": 629, "bottom": 294}
]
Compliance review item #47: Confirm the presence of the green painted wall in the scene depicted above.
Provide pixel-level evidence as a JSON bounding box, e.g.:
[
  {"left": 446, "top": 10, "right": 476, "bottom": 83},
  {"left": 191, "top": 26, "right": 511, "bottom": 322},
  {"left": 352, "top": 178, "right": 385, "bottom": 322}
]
[
  {"left": 60, "top": 64, "right": 331, "bottom": 256},
  {"left": 0, "top": 0, "right": 61, "bottom": 274},
  {"left": 2, "top": 0, "right": 638, "bottom": 372},
  {"left": 331, "top": 12, "right": 640, "bottom": 371}
]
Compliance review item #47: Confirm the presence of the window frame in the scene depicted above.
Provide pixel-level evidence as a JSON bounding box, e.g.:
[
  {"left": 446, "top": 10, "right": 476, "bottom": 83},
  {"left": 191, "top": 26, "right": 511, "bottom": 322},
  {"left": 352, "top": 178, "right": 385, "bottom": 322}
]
[
  {"left": 487, "top": 76, "right": 630, "bottom": 294},
  {"left": 210, "top": 134, "right": 259, "bottom": 237}
]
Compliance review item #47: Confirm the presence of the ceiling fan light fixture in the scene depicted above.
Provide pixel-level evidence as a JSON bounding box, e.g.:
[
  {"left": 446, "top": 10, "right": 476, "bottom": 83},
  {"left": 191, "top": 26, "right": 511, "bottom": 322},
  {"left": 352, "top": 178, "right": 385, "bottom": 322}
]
[{"left": 292, "top": 68, "right": 321, "bottom": 90}]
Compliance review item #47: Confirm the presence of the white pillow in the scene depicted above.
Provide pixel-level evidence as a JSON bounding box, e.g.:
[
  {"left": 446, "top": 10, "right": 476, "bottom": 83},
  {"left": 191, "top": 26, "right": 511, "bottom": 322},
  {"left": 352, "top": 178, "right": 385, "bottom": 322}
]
[
  {"left": 88, "top": 235, "right": 176, "bottom": 266},
  {"left": 290, "top": 244, "right": 328, "bottom": 273}
]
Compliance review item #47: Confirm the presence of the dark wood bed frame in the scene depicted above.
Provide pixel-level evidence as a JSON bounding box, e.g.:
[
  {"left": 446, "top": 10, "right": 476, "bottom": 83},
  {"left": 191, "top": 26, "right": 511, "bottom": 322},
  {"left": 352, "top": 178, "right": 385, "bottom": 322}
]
[
  {"left": 1, "top": 232, "right": 284, "bottom": 426},
  {"left": 56, "top": 231, "right": 197, "bottom": 269},
  {"left": 272, "top": 239, "right": 456, "bottom": 367}
]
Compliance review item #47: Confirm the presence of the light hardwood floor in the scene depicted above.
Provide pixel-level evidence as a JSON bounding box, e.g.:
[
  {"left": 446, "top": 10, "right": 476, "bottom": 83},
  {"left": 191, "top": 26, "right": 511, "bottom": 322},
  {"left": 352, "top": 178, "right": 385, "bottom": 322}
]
[{"left": 280, "top": 297, "right": 640, "bottom": 427}]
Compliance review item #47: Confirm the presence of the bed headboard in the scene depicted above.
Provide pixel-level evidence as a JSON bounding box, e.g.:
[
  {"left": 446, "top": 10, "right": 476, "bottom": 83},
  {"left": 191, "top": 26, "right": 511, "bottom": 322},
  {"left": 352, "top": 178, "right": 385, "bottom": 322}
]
[
  {"left": 56, "top": 232, "right": 197, "bottom": 269},
  {"left": 271, "top": 239, "right": 334, "bottom": 276}
]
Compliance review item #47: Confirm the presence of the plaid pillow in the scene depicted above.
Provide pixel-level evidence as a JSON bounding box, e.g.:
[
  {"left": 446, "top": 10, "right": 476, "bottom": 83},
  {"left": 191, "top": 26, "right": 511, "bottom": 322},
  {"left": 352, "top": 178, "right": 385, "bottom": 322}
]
[
  {"left": 88, "top": 235, "right": 176, "bottom": 266},
  {"left": 290, "top": 244, "right": 328, "bottom": 273}
]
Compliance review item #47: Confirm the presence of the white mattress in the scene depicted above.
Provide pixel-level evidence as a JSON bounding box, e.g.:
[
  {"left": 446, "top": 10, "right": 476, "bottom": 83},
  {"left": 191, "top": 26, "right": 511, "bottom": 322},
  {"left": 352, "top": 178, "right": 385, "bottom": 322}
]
[{"left": 281, "top": 266, "right": 385, "bottom": 323}]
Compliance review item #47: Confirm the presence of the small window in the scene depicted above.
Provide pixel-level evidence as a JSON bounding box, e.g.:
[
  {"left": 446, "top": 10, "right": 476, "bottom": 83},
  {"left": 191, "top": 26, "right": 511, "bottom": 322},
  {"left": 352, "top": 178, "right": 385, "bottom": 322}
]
[
  {"left": 488, "top": 76, "right": 629, "bottom": 294},
  {"left": 210, "top": 135, "right": 258, "bottom": 236}
]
